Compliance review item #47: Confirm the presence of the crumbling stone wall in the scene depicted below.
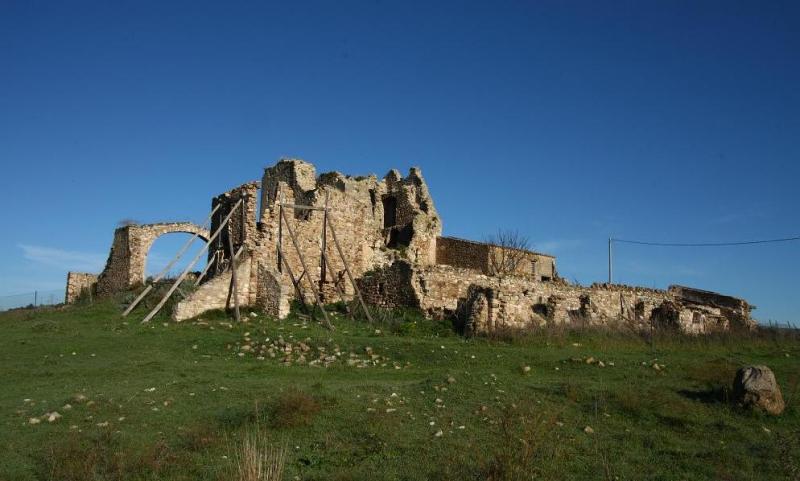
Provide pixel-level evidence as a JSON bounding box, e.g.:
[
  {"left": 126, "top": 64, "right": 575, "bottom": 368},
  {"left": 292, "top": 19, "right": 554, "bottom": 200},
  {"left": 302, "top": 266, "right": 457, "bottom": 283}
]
[
  {"left": 253, "top": 159, "right": 441, "bottom": 305},
  {"left": 435, "top": 236, "right": 556, "bottom": 281},
  {"left": 172, "top": 254, "right": 252, "bottom": 321},
  {"left": 357, "top": 261, "right": 753, "bottom": 335},
  {"left": 436, "top": 236, "right": 490, "bottom": 272},
  {"left": 255, "top": 265, "right": 291, "bottom": 318},
  {"left": 65, "top": 272, "right": 98, "bottom": 304},
  {"left": 175, "top": 158, "right": 442, "bottom": 319},
  {"left": 74, "top": 157, "right": 755, "bottom": 334},
  {"left": 357, "top": 261, "right": 420, "bottom": 309},
  {"left": 96, "top": 222, "right": 209, "bottom": 296}
]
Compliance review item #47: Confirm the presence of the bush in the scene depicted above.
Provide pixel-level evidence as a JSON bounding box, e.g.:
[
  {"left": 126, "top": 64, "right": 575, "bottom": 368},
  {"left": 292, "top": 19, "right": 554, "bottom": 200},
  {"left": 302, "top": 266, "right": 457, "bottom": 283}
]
[{"left": 270, "top": 389, "right": 321, "bottom": 429}]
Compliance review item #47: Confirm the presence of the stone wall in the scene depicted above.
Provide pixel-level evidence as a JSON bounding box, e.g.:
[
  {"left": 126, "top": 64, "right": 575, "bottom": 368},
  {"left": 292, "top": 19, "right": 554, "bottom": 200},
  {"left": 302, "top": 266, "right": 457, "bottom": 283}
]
[
  {"left": 358, "top": 261, "right": 753, "bottom": 335},
  {"left": 96, "top": 222, "right": 209, "bottom": 296},
  {"left": 174, "top": 159, "right": 442, "bottom": 320},
  {"left": 65, "top": 272, "right": 98, "bottom": 304},
  {"left": 252, "top": 159, "right": 441, "bottom": 305},
  {"left": 436, "top": 236, "right": 490, "bottom": 272},
  {"left": 357, "top": 261, "right": 420, "bottom": 309},
  {"left": 173, "top": 254, "right": 252, "bottom": 321},
  {"left": 71, "top": 156, "right": 755, "bottom": 334},
  {"left": 255, "top": 265, "right": 292, "bottom": 318},
  {"left": 435, "top": 236, "right": 556, "bottom": 281}
]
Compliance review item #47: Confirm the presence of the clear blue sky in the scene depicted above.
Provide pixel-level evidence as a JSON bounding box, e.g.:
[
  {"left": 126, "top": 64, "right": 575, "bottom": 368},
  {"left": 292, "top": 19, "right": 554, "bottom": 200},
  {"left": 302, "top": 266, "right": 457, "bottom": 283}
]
[{"left": 1, "top": 1, "right": 798, "bottom": 322}]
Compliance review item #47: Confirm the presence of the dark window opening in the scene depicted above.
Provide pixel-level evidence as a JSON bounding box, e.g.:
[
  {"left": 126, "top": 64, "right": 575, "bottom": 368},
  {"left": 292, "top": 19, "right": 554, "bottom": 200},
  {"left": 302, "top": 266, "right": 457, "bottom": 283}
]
[
  {"left": 540, "top": 276, "right": 552, "bottom": 282},
  {"left": 635, "top": 301, "right": 645, "bottom": 320},
  {"left": 383, "top": 196, "right": 397, "bottom": 228},
  {"left": 387, "top": 224, "right": 414, "bottom": 248},
  {"left": 378, "top": 282, "right": 386, "bottom": 295},
  {"left": 369, "top": 189, "right": 377, "bottom": 216},
  {"left": 532, "top": 303, "right": 549, "bottom": 317}
]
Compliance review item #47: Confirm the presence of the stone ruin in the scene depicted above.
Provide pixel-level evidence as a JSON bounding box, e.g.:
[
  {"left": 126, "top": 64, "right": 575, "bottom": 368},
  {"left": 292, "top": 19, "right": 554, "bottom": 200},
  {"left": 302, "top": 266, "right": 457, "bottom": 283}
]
[{"left": 66, "top": 158, "right": 756, "bottom": 334}]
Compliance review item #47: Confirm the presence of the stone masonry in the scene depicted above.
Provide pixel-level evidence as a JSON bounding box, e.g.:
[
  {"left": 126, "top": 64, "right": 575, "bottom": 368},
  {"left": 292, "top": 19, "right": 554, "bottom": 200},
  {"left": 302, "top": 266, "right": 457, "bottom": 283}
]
[
  {"left": 65, "top": 272, "right": 98, "bottom": 304},
  {"left": 69, "top": 157, "right": 755, "bottom": 335},
  {"left": 92, "top": 222, "right": 209, "bottom": 297}
]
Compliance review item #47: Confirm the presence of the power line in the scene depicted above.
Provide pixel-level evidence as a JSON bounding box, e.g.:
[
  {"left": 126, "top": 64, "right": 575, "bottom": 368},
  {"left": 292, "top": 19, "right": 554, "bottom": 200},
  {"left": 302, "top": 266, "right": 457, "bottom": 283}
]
[
  {"left": 611, "top": 235, "right": 800, "bottom": 247},
  {"left": 606, "top": 234, "right": 800, "bottom": 283}
]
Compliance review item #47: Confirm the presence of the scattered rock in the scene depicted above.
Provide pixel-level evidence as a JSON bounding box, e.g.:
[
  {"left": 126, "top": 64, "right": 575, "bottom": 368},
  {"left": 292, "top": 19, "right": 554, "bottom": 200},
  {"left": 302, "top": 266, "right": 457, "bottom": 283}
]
[
  {"left": 733, "top": 365, "right": 785, "bottom": 415},
  {"left": 584, "top": 426, "right": 594, "bottom": 434},
  {"left": 447, "top": 376, "right": 456, "bottom": 384},
  {"left": 434, "top": 429, "right": 444, "bottom": 437},
  {"left": 522, "top": 366, "right": 531, "bottom": 373},
  {"left": 28, "top": 418, "right": 41, "bottom": 425},
  {"left": 47, "top": 412, "right": 62, "bottom": 423}
]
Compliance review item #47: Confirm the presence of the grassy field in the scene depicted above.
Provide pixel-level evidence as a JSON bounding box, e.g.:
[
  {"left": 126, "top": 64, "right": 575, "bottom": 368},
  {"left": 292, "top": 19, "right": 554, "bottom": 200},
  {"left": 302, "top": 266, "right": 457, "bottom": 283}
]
[{"left": 1, "top": 298, "right": 798, "bottom": 481}]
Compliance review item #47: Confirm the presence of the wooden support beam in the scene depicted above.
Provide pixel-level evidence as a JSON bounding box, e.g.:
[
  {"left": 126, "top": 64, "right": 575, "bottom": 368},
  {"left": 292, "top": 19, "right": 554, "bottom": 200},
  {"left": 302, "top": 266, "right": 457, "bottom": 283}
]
[
  {"left": 277, "top": 194, "right": 283, "bottom": 273},
  {"left": 326, "top": 216, "right": 374, "bottom": 324},
  {"left": 319, "top": 192, "right": 328, "bottom": 299},
  {"left": 279, "top": 207, "right": 333, "bottom": 330},
  {"left": 122, "top": 203, "right": 220, "bottom": 317},
  {"left": 322, "top": 251, "right": 350, "bottom": 314},
  {"left": 141, "top": 200, "right": 243, "bottom": 324},
  {"left": 277, "top": 244, "right": 309, "bottom": 312},
  {"left": 194, "top": 253, "right": 217, "bottom": 286},
  {"left": 122, "top": 285, "right": 153, "bottom": 317},
  {"left": 226, "top": 232, "right": 241, "bottom": 322}
]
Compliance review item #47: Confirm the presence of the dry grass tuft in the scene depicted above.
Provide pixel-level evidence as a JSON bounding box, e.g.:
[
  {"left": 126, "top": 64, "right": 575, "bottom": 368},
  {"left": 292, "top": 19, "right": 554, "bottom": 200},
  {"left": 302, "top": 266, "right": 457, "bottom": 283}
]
[{"left": 233, "top": 429, "right": 287, "bottom": 481}]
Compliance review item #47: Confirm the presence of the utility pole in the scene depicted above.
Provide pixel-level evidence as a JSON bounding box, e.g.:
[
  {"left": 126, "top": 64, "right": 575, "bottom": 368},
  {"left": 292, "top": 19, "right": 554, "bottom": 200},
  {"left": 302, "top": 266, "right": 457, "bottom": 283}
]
[{"left": 608, "top": 238, "right": 613, "bottom": 284}]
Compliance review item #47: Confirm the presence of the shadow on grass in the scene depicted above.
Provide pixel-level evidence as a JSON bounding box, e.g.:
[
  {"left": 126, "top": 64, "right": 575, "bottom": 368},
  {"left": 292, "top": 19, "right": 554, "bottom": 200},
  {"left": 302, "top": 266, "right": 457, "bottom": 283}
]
[{"left": 678, "top": 386, "right": 731, "bottom": 405}]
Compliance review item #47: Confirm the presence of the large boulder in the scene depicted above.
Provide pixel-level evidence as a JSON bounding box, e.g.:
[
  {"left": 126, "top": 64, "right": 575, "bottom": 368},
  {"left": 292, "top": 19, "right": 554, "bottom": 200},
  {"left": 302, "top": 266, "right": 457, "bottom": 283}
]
[{"left": 733, "top": 365, "right": 785, "bottom": 415}]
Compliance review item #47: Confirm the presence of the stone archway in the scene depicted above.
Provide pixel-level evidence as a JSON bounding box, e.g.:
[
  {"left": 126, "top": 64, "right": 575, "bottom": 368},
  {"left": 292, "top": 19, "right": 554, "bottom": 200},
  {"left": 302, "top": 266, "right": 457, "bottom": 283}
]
[{"left": 96, "top": 222, "right": 210, "bottom": 296}]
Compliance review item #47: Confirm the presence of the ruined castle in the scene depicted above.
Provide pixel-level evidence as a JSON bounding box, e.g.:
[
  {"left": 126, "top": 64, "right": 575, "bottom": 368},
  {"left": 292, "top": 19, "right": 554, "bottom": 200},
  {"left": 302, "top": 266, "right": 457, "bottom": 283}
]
[{"left": 66, "top": 159, "right": 755, "bottom": 334}]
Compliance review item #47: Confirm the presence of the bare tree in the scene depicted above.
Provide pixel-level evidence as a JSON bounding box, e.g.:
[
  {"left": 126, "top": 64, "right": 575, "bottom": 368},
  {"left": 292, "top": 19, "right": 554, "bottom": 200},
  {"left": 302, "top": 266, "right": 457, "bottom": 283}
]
[{"left": 485, "top": 229, "right": 531, "bottom": 277}]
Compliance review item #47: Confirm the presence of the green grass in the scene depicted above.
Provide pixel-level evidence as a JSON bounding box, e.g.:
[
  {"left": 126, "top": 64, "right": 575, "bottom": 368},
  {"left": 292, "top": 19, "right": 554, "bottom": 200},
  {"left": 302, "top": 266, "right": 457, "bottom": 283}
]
[{"left": 1, "top": 299, "right": 798, "bottom": 480}]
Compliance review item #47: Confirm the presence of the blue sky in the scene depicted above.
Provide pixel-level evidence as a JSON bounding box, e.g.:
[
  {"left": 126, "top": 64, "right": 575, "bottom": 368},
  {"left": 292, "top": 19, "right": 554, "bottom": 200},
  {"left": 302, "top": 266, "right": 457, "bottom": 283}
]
[{"left": 1, "top": 1, "right": 798, "bottom": 322}]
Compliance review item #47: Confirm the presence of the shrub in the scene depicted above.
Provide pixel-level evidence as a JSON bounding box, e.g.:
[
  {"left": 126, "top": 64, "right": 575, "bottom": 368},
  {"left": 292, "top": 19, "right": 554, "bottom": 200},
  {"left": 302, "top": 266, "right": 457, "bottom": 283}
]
[{"left": 270, "top": 389, "right": 321, "bottom": 429}]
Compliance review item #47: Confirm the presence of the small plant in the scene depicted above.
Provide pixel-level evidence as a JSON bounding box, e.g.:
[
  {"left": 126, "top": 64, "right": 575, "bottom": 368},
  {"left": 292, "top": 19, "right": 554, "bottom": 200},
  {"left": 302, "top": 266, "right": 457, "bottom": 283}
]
[
  {"left": 270, "top": 389, "right": 321, "bottom": 429},
  {"left": 232, "top": 429, "right": 287, "bottom": 481}
]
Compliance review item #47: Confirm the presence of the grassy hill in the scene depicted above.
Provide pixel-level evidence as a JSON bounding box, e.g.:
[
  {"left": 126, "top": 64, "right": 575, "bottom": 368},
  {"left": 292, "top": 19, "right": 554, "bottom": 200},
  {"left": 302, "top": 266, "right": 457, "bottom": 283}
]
[{"left": 0, "top": 299, "right": 798, "bottom": 481}]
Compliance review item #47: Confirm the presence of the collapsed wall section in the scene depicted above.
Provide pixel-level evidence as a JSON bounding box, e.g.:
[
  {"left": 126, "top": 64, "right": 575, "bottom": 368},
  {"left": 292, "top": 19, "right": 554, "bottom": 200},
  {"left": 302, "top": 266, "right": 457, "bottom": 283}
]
[
  {"left": 173, "top": 254, "right": 252, "bottom": 321},
  {"left": 171, "top": 158, "right": 443, "bottom": 321},
  {"left": 252, "top": 159, "right": 441, "bottom": 308},
  {"left": 65, "top": 272, "right": 98, "bottom": 304},
  {"left": 359, "top": 261, "right": 754, "bottom": 335}
]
